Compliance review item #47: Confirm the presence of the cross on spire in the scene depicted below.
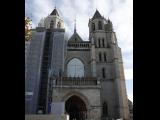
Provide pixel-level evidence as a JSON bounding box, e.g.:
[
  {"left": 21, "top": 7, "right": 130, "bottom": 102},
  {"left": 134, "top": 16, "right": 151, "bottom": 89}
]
[
  {"left": 54, "top": 0, "right": 56, "bottom": 8},
  {"left": 74, "top": 18, "right": 76, "bottom": 33},
  {"left": 55, "top": 3, "right": 56, "bottom": 9}
]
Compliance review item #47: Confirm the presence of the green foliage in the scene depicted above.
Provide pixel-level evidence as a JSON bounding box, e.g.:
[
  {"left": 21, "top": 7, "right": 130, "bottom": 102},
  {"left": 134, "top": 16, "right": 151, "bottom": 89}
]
[{"left": 25, "top": 17, "right": 32, "bottom": 41}]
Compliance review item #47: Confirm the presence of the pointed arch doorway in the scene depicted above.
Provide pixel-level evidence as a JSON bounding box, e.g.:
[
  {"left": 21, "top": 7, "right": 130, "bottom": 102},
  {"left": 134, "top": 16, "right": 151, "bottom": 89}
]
[{"left": 65, "top": 95, "right": 87, "bottom": 120}]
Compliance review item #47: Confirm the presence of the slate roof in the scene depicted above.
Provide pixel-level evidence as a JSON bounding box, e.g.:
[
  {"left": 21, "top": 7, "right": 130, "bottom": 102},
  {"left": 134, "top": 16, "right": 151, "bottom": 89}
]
[
  {"left": 92, "top": 10, "right": 103, "bottom": 20},
  {"left": 68, "top": 32, "right": 83, "bottom": 43},
  {"left": 50, "top": 8, "right": 59, "bottom": 16}
]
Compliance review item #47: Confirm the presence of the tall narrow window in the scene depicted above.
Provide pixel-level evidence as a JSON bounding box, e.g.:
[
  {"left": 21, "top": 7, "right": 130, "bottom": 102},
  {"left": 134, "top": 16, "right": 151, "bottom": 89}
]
[
  {"left": 50, "top": 20, "right": 54, "bottom": 29},
  {"left": 103, "top": 102, "right": 108, "bottom": 117},
  {"left": 99, "top": 52, "right": 102, "bottom": 62},
  {"left": 98, "top": 21, "right": 102, "bottom": 30},
  {"left": 92, "top": 23, "right": 95, "bottom": 31},
  {"left": 102, "top": 68, "right": 105, "bottom": 78},
  {"left": 102, "top": 38, "right": 105, "bottom": 47},
  {"left": 104, "top": 52, "right": 107, "bottom": 62},
  {"left": 98, "top": 38, "right": 101, "bottom": 47},
  {"left": 57, "top": 22, "right": 61, "bottom": 28}
]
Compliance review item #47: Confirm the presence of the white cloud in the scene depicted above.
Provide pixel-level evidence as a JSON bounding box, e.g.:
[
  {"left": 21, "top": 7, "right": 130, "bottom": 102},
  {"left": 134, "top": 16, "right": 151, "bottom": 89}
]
[{"left": 25, "top": 0, "right": 55, "bottom": 28}]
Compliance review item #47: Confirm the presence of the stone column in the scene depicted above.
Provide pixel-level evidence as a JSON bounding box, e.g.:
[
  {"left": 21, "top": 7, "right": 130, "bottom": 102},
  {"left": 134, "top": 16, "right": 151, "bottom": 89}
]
[{"left": 91, "top": 37, "right": 97, "bottom": 77}]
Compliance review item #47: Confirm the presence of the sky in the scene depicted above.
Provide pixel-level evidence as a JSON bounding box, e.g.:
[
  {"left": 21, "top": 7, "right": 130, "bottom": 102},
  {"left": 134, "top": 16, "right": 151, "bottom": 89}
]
[{"left": 25, "top": 0, "right": 133, "bottom": 102}]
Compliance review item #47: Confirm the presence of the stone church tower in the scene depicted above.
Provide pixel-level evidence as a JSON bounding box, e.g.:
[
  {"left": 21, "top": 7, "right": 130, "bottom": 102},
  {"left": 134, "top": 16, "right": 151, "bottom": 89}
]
[
  {"left": 25, "top": 7, "right": 130, "bottom": 120},
  {"left": 88, "top": 10, "right": 130, "bottom": 119}
]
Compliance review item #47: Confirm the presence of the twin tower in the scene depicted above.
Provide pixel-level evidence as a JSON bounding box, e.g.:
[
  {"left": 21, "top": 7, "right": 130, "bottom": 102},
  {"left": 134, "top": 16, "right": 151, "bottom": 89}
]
[{"left": 25, "top": 7, "right": 130, "bottom": 120}]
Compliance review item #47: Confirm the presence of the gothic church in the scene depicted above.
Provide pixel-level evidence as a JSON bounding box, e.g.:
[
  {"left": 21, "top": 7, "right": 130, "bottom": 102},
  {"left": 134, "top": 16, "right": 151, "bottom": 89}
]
[{"left": 25, "top": 7, "right": 130, "bottom": 120}]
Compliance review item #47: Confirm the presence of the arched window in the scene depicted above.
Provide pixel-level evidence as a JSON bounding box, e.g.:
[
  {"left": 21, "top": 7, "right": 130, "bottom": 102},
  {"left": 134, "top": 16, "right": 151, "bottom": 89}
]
[
  {"left": 102, "top": 68, "right": 105, "bottom": 78},
  {"left": 67, "top": 58, "right": 84, "bottom": 77},
  {"left": 98, "top": 38, "right": 101, "bottom": 47},
  {"left": 98, "top": 21, "right": 102, "bottom": 30},
  {"left": 57, "top": 22, "right": 61, "bottom": 28},
  {"left": 50, "top": 20, "right": 54, "bottom": 29},
  {"left": 103, "top": 102, "right": 108, "bottom": 117},
  {"left": 104, "top": 52, "right": 107, "bottom": 62},
  {"left": 102, "top": 38, "right": 105, "bottom": 47},
  {"left": 92, "top": 23, "right": 95, "bottom": 31},
  {"left": 99, "top": 52, "right": 102, "bottom": 62}
]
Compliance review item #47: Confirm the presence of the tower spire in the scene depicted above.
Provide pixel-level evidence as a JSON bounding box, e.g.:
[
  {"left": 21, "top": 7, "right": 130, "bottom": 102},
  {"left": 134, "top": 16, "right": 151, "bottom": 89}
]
[
  {"left": 55, "top": 2, "right": 56, "bottom": 9},
  {"left": 74, "top": 18, "right": 76, "bottom": 33},
  {"left": 54, "top": 0, "right": 56, "bottom": 8}
]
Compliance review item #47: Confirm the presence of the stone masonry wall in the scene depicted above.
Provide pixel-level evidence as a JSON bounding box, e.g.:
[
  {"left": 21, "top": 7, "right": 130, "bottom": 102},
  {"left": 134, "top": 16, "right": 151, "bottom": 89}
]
[{"left": 52, "top": 87, "right": 101, "bottom": 120}]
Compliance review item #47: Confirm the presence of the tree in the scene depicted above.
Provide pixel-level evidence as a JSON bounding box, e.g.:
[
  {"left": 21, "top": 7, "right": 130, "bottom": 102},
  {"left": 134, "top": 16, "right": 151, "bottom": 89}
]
[{"left": 25, "top": 17, "right": 32, "bottom": 41}]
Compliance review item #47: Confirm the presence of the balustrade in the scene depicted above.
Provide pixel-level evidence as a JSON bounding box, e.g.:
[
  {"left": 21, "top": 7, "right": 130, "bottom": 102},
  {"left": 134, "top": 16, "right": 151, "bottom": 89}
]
[
  {"left": 52, "top": 77, "right": 98, "bottom": 86},
  {"left": 68, "top": 43, "right": 90, "bottom": 48}
]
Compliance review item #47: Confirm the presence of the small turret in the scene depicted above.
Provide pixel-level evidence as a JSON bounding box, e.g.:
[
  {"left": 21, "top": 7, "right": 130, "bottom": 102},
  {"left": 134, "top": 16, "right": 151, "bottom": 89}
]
[
  {"left": 42, "top": 7, "right": 64, "bottom": 29},
  {"left": 106, "top": 18, "right": 113, "bottom": 31},
  {"left": 88, "top": 9, "right": 108, "bottom": 40}
]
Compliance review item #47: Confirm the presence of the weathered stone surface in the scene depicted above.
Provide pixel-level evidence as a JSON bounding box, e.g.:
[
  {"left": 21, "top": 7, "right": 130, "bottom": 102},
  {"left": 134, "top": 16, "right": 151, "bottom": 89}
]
[{"left": 52, "top": 87, "right": 101, "bottom": 120}]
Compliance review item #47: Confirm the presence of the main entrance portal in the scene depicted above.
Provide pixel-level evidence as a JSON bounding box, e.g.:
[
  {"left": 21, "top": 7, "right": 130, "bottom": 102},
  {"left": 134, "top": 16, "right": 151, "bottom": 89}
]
[{"left": 65, "top": 95, "right": 87, "bottom": 120}]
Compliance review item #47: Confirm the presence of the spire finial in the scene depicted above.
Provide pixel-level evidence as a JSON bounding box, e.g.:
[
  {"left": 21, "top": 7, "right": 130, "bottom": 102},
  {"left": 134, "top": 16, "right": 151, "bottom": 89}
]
[
  {"left": 74, "top": 17, "right": 76, "bottom": 33},
  {"left": 55, "top": 4, "right": 56, "bottom": 9},
  {"left": 54, "top": 0, "right": 56, "bottom": 9}
]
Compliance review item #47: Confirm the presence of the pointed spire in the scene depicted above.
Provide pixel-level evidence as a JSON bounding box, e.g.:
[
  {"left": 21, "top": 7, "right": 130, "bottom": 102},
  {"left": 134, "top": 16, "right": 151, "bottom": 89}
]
[
  {"left": 50, "top": 7, "right": 59, "bottom": 16},
  {"left": 54, "top": 0, "right": 56, "bottom": 9},
  {"left": 74, "top": 18, "right": 76, "bottom": 33},
  {"left": 55, "top": 1, "right": 56, "bottom": 9},
  {"left": 92, "top": 9, "right": 102, "bottom": 20},
  {"left": 107, "top": 17, "right": 113, "bottom": 31}
]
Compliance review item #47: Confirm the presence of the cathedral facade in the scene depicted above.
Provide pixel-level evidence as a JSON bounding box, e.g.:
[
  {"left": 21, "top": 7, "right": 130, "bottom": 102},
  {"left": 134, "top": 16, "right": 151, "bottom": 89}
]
[{"left": 25, "top": 8, "right": 130, "bottom": 120}]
